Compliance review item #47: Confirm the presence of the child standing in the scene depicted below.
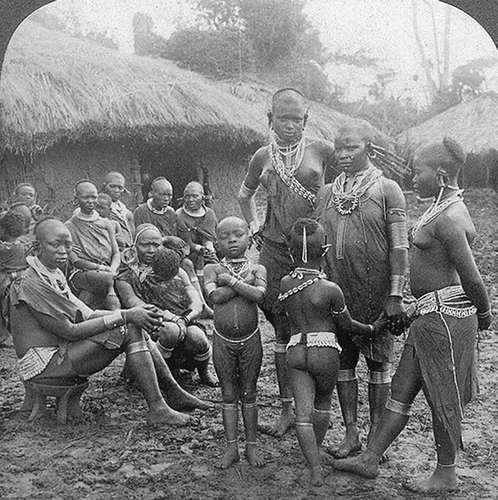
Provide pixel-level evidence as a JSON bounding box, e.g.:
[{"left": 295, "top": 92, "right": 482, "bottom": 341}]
[
  {"left": 279, "top": 218, "right": 385, "bottom": 486},
  {"left": 177, "top": 181, "right": 218, "bottom": 286},
  {"left": 0, "top": 211, "right": 29, "bottom": 346},
  {"left": 204, "top": 217, "right": 267, "bottom": 469}
]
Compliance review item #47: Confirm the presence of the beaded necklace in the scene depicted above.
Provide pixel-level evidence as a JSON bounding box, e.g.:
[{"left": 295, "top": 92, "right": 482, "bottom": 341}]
[
  {"left": 270, "top": 135, "right": 306, "bottom": 176},
  {"left": 331, "top": 166, "right": 383, "bottom": 216},
  {"left": 412, "top": 189, "right": 463, "bottom": 237},
  {"left": 278, "top": 267, "right": 327, "bottom": 301},
  {"left": 221, "top": 257, "right": 250, "bottom": 279}
]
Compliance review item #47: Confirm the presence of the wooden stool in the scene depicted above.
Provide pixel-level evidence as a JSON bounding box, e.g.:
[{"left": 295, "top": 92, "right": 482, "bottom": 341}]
[{"left": 22, "top": 380, "right": 89, "bottom": 424}]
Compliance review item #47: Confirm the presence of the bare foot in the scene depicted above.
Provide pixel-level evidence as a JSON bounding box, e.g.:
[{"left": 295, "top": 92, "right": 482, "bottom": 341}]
[
  {"left": 332, "top": 453, "right": 379, "bottom": 479},
  {"left": 403, "top": 468, "right": 458, "bottom": 495},
  {"left": 164, "top": 386, "right": 213, "bottom": 411},
  {"left": 245, "top": 443, "right": 266, "bottom": 468},
  {"left": 331, "top": 433, "right": 362, "bottom": 458},
  {"left": 260, "top": 410, "right": 294, "bottom": 437},
  {"left": 146, "top": 407, "right": 190, "bottom": 427},
  {"left": 215, "top": 445, "right": 240, "bottom": 469},
  {"left": 310, "top": 465, "right": 324, "bottom": 487},
  {"left": 198, "top": 369, "right": 219, "bottom": 388}
]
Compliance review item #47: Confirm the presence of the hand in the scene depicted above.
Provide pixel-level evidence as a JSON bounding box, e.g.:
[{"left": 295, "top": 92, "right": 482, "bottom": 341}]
[
  {"left": 370, "top": 312, "right": 388, "bottom": 338},
  {"left": 217, "top": 273, "right": 234, "bottom": 286},
  {"left": 478, "top": 311, "right": 492, "bottom": 331},
  {"left": 384, "top": 296, "right": 407, "bottom": 336},
  {"left": 126, "top": 304, "right": 163, "bottom": 330}
]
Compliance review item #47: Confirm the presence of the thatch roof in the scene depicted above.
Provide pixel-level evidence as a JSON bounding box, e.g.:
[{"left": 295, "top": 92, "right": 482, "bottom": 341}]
[
  {"left": 0, "top": 20, "right": 374, "bottom": 156},
  {"left": 397, "top": 92, "right": 498, "bottom": 154}
]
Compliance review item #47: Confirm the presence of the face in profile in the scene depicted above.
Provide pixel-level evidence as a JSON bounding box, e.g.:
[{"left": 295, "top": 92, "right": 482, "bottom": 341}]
[
  {"left": 412, "top": 150, "right": 438, "bottom": 199},
  {"left": 96, "top": 195, "right": 112, "bottom": 218}
]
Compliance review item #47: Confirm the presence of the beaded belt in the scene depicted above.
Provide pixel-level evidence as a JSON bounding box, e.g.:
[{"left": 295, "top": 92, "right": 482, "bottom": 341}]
[
  {"left": 287, "top": 332, "right": 341, "bottom": 352},
  {"left": 213, "top": 327, "right": 259, "bottom": 344},
  {"left": 415, "top": 285, "right": 476, "bottom": 318}
]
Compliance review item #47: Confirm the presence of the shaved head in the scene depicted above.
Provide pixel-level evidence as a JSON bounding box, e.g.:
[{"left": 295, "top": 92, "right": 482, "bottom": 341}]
[
  {"left": 151, "top": 177, "right": 172, "bottom": 193},
  {"left": 35, "top": 218, "right": 69, "bottom": 241},
  {"left": 217, "top": 216, "right": 248, "bottom": 235},
  {"left": 337, "top": 119, "right": 375, "bottom": 145},
  {"left": 75, "top": 180, "right": 97, "bottom": 196},
  {"left": 414, "top": 137, "right": 466, "bottom": 177},
  {"left": 272, "top": 88, "right": 306, "bottom": 110},
  {"left": 104, "top": 171, "right": 125, "bottom": 185}
]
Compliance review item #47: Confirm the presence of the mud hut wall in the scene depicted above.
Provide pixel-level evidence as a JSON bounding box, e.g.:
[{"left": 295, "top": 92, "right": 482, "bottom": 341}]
[{"left": 0, "top": 142, "right": 141, "bottom": 219}]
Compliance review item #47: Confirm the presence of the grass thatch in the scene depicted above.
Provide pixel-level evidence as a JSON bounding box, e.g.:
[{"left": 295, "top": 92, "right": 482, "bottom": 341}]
[
  {"left": 0, "top": 20, "right": 387, "bottom": 156},
  {"left": 397, "top": 92, "right": 498, "bottom": 154}
]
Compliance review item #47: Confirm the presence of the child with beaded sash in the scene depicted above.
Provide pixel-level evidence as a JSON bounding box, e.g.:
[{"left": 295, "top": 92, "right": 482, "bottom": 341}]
[
  {"left": 279, "top": 218, "right": 386, "bottom": 487},
  {"left": 204, "top": 217, "right": 267, "bottom": 469}
]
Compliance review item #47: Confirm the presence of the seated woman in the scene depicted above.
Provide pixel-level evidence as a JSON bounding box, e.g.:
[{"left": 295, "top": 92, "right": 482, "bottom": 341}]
[
  {"left": 115, "top": 224, "right": 217, "bottom": 387},
  {"left": 279, "top": 219, "right": 385, "bottom": 486}
]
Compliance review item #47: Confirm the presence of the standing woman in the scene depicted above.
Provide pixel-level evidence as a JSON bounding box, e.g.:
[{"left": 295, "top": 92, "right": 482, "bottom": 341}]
[{"left": 238, "top": 88, "right": 334, "bottom": 436}]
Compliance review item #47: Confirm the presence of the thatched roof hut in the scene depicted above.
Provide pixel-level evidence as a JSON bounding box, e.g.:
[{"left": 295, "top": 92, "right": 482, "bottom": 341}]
[
  {"left": 397, "top": 92, "right": 498, "bottom": 189},
  {"left": 397, "top": 92, "right": 498, "bottom": 153},
  {"left": 0, "top": 19, "right": 386, "bottom": 216}
]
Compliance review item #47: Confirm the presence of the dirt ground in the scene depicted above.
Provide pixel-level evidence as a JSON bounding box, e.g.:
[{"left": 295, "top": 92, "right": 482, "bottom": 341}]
[{"left": 1, "top": 189, "right": 498, "bottom": 500}]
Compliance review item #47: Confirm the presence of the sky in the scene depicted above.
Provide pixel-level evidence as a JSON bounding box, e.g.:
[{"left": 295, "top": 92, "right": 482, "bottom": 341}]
[{"left": 34, "top": 0, "right": 498, "bottom": 105}]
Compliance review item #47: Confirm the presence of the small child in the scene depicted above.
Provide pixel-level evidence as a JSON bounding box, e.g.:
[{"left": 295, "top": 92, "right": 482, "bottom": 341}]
[
  {"left": 204, "top": 217, "right": 267, "bottom": 469},
  {"left": 176, "top": 181, "right": 218, "bottom": 286},
  {"left": 279, "top": 218, "right": 385, "bottom": 487},
  {"left": 0, "top": 211, "right": 29, "bottom": 346},
  {"left": 96, "top": 192, "right": 126, "bottom": 251}
]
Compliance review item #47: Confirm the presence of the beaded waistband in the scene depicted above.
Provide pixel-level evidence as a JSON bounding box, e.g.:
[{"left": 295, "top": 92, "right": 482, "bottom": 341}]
[
  {"left": 213, "top": 327, "right": 259, "bottom": 344},
  {"left": 287, "top": 332, "right": 341, "bottom": 352},
  {"left": 415, "top": 285, "right": 476, "bottom": 318}
]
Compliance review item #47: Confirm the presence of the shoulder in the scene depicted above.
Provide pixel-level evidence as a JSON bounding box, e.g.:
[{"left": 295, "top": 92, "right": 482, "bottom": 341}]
[
  {"left": 249, "top": 147, "right": 269, "bottom": 168},
  {"left": 134, "top": 203, "right": 147, "bottom": 213},
  {"left": 251, "top": 263, "right": 267, "bottom": 275},
  {"left": 378, "top": 177, "right": 405, "bottom": 204},
  {"left": 438, "top": 201, "right": 473, "bottom": 231}
]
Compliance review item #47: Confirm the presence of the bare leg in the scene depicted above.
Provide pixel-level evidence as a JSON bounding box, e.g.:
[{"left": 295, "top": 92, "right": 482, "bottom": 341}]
[
  {"left": 216, "top": 403, "right": 240, "bottom": 469},
  {"left": 269, "top": 340, "right": 294, "bottom": 437},
  {"left": 125, "top": 340, "right": 190, "bottom": 426},
  {"left": 289, "top": 362, "right": 323, "bottom": 486},
  {"left": 333, "top": 345, "right": 423, "bottom": 478},
  {"left": 333, "top": 372, "right": 361, "bottom": 458},
  {"left": 404, "top": 410, "right": 458, "bottom": 494},
  {"left": 367, "top": 367, "right": 391, "bottom": 443},
  {"left": 146, "top": 337, "right": 212, "bottom": 411},
  {"left": 242, "top": 401, "right": 265, "bottom": 467}
]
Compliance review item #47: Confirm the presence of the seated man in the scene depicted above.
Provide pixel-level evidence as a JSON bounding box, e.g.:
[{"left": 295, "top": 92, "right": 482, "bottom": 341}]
[
  {"left": 65, "top": 180, "right": 121, "bottom": 309},
  {"left": 9, "top": 218, "right": 210, "bottom": 426},
  {"left": 116, "top": 224, "right": 217, "bottom": 386}
]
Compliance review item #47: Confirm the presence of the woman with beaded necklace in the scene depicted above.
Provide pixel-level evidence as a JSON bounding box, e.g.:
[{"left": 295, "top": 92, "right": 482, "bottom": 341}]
[
  {"left": 238, "top": 88, "right": 334, "bottom": 437},
  {"left": 314, "top": 119, "right": 409, "bottom": 459}
]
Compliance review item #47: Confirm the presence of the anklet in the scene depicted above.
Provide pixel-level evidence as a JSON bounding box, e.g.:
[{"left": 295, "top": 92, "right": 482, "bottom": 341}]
[
  {"left": 245, "top": 441, "right": 257, "bottom": 445},
  {"left": 226, "top": 439, "right": 238, "bottom": 444},
  {"left": 295, "top": 422, "right": 313, "bottom": 427},
  {"left": 437, "top": 462, "right": 456, "bottom": 468},
  {"left": 280, "top": 397, "right": 293, "bottom": 404}
]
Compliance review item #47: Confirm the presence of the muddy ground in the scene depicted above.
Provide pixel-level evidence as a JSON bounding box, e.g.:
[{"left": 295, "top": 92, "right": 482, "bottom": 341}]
[{"left": 1, "top": 189, "right": 498, "bottom": 500}]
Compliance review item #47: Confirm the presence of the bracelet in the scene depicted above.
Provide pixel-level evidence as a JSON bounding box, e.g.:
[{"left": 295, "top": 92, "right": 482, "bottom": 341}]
[
  {"left": 369, "top": 324, "right": 375, "bottom": 335},
  {"left": 389, "top": 275, "right": 406, "bottom": 298},
  {"left": 229, "top": 277, "right": 238, "bottom": 287},
  {"left": 477, "top": 309, "right": 491, "bottom": 319},
  {"left": 103, "top": 310, "right": 125, "bottom": 330}
]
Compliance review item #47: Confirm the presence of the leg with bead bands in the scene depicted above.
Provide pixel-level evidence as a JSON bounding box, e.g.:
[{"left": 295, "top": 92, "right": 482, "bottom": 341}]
[{"left": 216, "top": 403, "right": 240, "bottom": 469}]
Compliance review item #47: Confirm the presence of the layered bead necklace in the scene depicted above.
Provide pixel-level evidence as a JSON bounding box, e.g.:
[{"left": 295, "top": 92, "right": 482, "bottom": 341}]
[
  {"left": 412, "top": 188, "right": 464, "bottom": 237},
  {"left": 331, "top": 166, "right": 383, "bottom": 216},
  {"left": 270, "top": 135, "right": 306, "bottom": 176},
  {"left": 221, "top": 257, "right": 250, "bottom": 279}
]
